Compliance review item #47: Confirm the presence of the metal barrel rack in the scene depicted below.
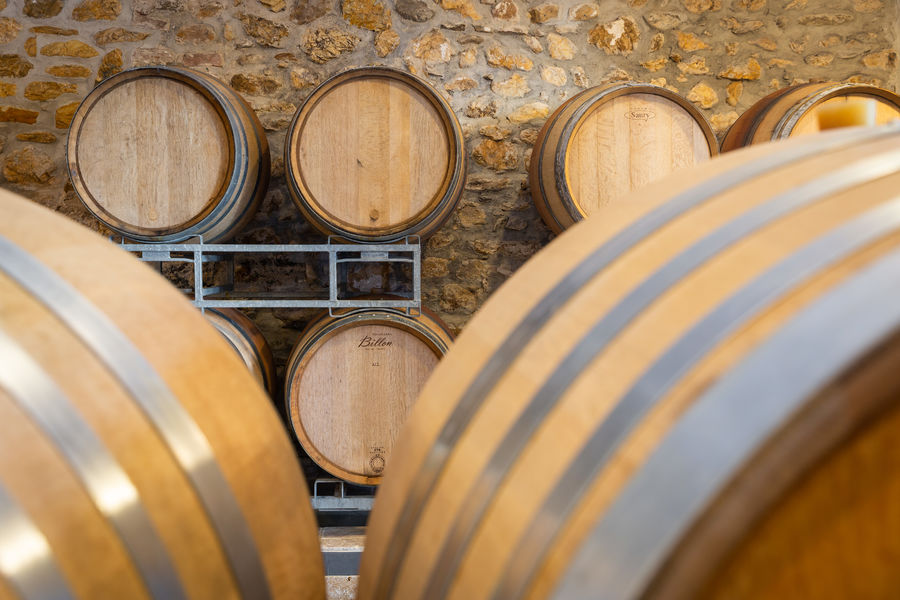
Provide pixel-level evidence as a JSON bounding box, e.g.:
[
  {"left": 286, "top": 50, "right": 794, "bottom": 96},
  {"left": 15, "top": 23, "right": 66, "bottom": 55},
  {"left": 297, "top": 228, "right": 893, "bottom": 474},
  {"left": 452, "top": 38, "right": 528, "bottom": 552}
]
[{"left": 119, "top": 236, "right": 422, "bottom": 314}]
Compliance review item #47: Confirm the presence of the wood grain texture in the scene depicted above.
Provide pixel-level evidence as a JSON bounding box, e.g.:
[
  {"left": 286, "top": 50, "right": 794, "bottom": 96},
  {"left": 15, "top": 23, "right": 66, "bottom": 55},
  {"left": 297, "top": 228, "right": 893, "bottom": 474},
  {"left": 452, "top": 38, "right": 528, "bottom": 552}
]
[
  {"left": 68, "top": 67, "right": 270, "bottom": 243},
  {"left": 205, "top": 307, "right": 276, "bottom": 397},
  {"left": 530, "top": 84, "right": 717, "bottom": 234},
  {"left": 298, "top": 78, "right": 447, "bottom": 228},
  {"left": 680, "top": 342, "right": 900, "bottom": 600},
  {"left": 701, "top": 403, "right": 900, "bottom": 600},
  {"left": 77, "top": 77, "right": 228, "bottom": 230},
  {"left": 286, "top": 309, "right": 452, "bottom": 485},
  {"left": 285, "top": 67, "right": 465, "bottom": 242},
  {"left": 296, "top": 325, "right": 438, "bottom": 477},
  {"left": 0, "top": 188, "right": 324, "bottom": 600},
  {"left": 359, "top": 125, "right": 900, "bottom": 600},
  {"left": 722, "top": 82, "right": 900, "bottom": 150},
  {"left": 565, "top": 93, "right": 711, "bottom": 217}
]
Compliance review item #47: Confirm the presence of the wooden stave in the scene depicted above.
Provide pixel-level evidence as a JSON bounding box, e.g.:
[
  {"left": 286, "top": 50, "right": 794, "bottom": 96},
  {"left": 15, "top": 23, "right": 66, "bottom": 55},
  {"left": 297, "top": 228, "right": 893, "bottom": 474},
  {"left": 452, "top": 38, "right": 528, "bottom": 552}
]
[
  {"left": 0, "top": 188, "right": 324, "bottom": 600},
  {"left": 529, "top": 83, "right": 719, "bottom": 234},
  {"left": 527, "top": 88, "right": 593, "bottom": 234},
  {"left": 0, "top": 474, "right": 75, "bottom": 600},
  {"left": 549, "top": 248, "right": 900, "bottom": 600},
  {"left": 506, "top": 131, "right": 900, "bottom": 600},
  {"left": 284, "top": 66, "right": 466, "bottom": 243},
  {"left": 285, "top": 307, "right": 453, "bottom": 486},
  {"left": 529, "top": 84, "right": 621, "bottom": 234},
  {"left": 722, "top": 82, "right": 900, "bottom": 149},
  {"left": 502, "top": 137, "right": 900, "bottom": 597},
  {"left": 613, "top": 325, "right": 900, "bottom": 600},
  {"left": 67, "top": 66, "right": 270, "bottom": 243},
  {"left": 204, "top": 308, "right": 277, "bottom": 397},
  {"left": 695, "top": 384, "right": 900, "bottom": 600},
  {"left": 359, "top": 124, "right": 900, "bottom": 600},
  {"left": 719, "top": 83, "right": 817, "bottom": 151}
]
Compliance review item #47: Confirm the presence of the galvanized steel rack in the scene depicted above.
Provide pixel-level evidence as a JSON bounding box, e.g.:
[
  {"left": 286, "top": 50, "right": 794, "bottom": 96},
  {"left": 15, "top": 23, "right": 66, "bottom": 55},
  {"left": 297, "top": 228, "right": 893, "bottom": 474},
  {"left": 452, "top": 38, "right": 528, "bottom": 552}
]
[
  {"left": 312, "top": 479, "right": 374, "bottom": 529},
  {"left": 119, "top": 236, "right": 422, "bottom": 314},
  {"left": 312, "top": 478, "right": 375, "bottom": 513}
]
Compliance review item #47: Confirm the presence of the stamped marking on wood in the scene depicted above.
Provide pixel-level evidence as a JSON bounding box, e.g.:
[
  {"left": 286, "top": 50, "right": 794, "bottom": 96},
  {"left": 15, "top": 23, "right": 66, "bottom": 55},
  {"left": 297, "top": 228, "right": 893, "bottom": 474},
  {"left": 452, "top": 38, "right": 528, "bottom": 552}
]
[
  {"left": 359, "top": 333, "right": 393, "bottom": 349},
  {"left": 369, "top": 448, "right": 386, "bottom": 475},
  {"left": 626, "top": 108, "right": 656, "bottom": 121}
]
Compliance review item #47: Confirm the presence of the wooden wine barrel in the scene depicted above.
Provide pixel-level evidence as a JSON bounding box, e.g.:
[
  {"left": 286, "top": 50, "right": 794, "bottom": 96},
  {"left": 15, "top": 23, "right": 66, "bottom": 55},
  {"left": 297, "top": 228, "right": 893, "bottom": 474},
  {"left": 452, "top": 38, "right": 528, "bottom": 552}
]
[
  {"left": 204, "top": 308, "right": 276, "bottom": 397},
  {"left": 285, "top": 307, "right": 453, "bottom": 485},
  {"left": 0, "top": 188, "right": 323, "bottom": 600},
  {"left": 67, "top": 66, "right": 270, "bottom": 243},
  {"left": 284, "top": 67, "right": 465, "bottom": 242},
  {"left": 721, "top": 82, "right": 900, "bottom": 150},
  {"left": 359, "top": 122, "right": 900, "bottom": 600},
  {"left": 529, "top": 83, "right": 718, "bottom": 234}
]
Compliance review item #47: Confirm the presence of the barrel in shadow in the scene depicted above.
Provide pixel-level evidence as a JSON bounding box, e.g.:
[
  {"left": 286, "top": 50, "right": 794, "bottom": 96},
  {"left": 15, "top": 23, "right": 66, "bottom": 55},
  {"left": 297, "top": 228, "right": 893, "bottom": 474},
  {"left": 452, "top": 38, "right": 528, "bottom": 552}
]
[
  {"left": 284, "top": 67, "right": 466, "bottom": 242},
  {"left": 360, "top": 122, "right": 900, "bottom": 600},
  {"left": 0, "top": 187, "right": 323, "bottom": 600},
  {"left": 721, "top": 82, "right": 900, "bottom": 150},
  {"left": 204, "top": 308, "right": 276, "bottom": 397},
  {"left": 285, "top": 307, "right": 453, "bottom": 485},
  {"left": 67, "top": 66, "right": 270, "bottom": 243},
  {"left": 529, "top": 83, "right": 718, "bottom": 234}
]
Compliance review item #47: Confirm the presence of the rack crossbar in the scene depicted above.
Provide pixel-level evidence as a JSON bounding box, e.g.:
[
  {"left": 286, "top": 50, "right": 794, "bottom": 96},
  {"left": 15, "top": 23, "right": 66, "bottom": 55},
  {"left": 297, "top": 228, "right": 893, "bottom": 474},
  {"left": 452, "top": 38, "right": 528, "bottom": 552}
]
[{"left": 119, "top": 238, "right": 422, "bottom": 313}]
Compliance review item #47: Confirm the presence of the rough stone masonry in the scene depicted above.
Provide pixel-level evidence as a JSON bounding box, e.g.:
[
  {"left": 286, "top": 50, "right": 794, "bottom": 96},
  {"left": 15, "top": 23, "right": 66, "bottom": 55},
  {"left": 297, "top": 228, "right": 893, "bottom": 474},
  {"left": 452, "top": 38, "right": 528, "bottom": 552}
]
[{"left": 0, "top": 0, "right": 898, "bottom": 376}]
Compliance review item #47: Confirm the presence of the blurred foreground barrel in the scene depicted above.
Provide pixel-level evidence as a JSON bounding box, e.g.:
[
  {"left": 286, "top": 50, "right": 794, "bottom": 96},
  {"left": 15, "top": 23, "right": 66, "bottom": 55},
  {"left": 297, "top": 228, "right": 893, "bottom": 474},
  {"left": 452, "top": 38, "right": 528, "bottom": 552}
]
[
  {"left": 285, "top": 308, "right": 452, "bottom": 485},
  {"left": 284, "top": 67, "right": 465, "bottom": 242},
  {"left": 360, "top": 122, "right": 900, "bottom": 600},
  {"left": 529, "top": 83, "right": 717, "bottom": 234},
  {"left": 0, "top": 188, "right": 323, "bottom": 600},
  {"left": 67, "top": 66, "right": 270, "bottom": 242},
  {"left": 204, "top": 308, "right": 276, "bottom": 397},
  {"left": 721, "top": 82, "right": 900, "bottom": 150}
]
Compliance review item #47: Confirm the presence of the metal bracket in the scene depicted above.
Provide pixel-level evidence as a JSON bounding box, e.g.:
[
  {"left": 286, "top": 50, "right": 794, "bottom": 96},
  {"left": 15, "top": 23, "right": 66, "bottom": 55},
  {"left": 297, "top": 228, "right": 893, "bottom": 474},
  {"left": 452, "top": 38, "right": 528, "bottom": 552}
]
[
  {"left": 118, "top": 236, "right": 422, "bottom": 313},
  {"left": 312, "top": 478, "right": 375, "bottom": 512}
]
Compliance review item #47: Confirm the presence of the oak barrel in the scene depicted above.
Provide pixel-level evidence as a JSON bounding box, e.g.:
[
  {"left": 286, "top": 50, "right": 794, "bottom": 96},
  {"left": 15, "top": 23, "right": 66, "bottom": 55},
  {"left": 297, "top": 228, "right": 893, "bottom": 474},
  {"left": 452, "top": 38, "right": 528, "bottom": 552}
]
[
  {"left": 0, "top": 188, "right": 323, "bottom": 600},
  {"left": 285, "top": 307, "right": 453, "bottom": 485},
  {"left": 204, "top": 308, "right": 276, "bottom": 397},
  {"left": 284, "top": 67, "right": 465, "bottom": 242},
  {"left": 359, "top": 122, "right": 900, "bottom": 600},
  {"left": 67, "top": 66, "right": 270, "bottom": 243},
  {"left": 721, "top": 82, "right": 900, "bottom": 150},
  {"left": 529, "top": 83, "right": 718, "bottom": 234}
]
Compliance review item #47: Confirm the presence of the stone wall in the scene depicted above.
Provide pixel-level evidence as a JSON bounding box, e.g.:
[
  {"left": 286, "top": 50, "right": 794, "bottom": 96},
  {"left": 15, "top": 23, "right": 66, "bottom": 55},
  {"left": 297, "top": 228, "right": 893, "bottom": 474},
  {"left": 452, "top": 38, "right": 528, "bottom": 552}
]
[{"left": 1, "top": 0, "right": 898, "bottom": 389}]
